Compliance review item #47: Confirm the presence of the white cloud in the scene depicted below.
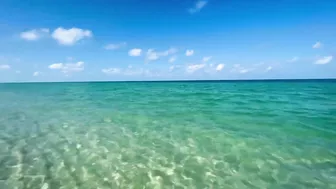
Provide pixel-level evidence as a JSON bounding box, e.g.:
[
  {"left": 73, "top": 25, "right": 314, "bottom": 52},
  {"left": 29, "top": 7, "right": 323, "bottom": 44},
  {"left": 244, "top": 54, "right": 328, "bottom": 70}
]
[
  {"left": 185, "top": 49, "right": 194, "bottom": 56},
  {"left": 52, "top": 27, "right": 92, "bottom": 45},
  {"left": 0, "top": 64, "right": 10, "bottom": 70},
  {"left": 186, "top": 63, "right": 206, "bottom": 73},
  {"left": 146, "top": 49, "right": 159, "bottom": 60},
  {"left": 129, "top": 48, "right": 142, "bottom": 56},
  {"left": 124, "top": 68, "right": 146, "bottom": 76},
  {"left": 315, "top": 56, "right": 333, "bottom": 65},
  {"left": 163, "top": 48, "right": 178, "bottom": 56},
  {"left": 105, "top": 42, "right": 127, "bottom": 50},
  {"left": 33, "top": 71, "right": 40, "bottom": 76},
  {"left": 102, "top": 68, "right": 121, "bottom": 74},
  {"left": 239, "top": 69, "right": 249, "bottom": 73},
  {"left": 202, "top": 56, "right": 212, "bottom": 62},
  {"left": 169, "top": 65, "right": 182, "bottom": 72},
  {"left": 169, "top": 65, "right": 175, "bottom": 72},
  {"left": 48, "top": 61, "right": 84, "bottom": 73},
  {"left": 20, "top": 28, "right": 49, "bottom": 41},
  {"left": 313, "top": 41, "right": 322, "bottom": 49},
  {"left": 49, "top": 63, "right": 63, "bottom": 69},
  {"left": 169, "top": 56, "right": 177, "bottom": 63},
  {"left": 231, "top": 63, "right": 273, "bottom": 74},
  {"left": 146, "top": 48, "right": 177, "bottom": 62},
  {"left": 188, "top": 1, "right": 208, "bottom": 14},
  {"left": 288, "top": 56, "right": 299, "bottom": 63},
  {"left": 216, "top": 64, "right": 225, "bottom": 71},
  {"left": 101, "top": 67, "right": 155, "bottom": 76},
  {"left": 231, "top": 64, "right": 251, "bottom": 74}
]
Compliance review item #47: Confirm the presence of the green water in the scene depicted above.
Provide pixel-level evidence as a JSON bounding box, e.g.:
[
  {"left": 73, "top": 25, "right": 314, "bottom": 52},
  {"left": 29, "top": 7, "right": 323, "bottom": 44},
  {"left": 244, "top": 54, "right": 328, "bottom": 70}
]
[{"left": 0, "top": 80, "right": 335, "bottom": 189}]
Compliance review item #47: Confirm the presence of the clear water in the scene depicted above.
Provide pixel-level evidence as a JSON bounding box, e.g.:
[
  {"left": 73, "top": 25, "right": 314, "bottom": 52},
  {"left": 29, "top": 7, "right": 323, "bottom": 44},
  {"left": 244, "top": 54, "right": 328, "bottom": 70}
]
[{"left": 0, "top": 80, "right": 335, "bottom": 189}]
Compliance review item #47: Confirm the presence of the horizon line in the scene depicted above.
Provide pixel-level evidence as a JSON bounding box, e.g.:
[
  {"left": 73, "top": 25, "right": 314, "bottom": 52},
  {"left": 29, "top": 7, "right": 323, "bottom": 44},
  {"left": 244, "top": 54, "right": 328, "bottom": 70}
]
[{"left": 1, "top": 78, "right": 335, "bottom": 84}]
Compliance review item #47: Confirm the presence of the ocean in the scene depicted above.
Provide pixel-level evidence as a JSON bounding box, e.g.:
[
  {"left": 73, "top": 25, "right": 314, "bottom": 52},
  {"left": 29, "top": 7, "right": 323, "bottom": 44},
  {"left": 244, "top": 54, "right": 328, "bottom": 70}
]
[{"left": 0, "top": 80, "right": 335, "bottom": 188}]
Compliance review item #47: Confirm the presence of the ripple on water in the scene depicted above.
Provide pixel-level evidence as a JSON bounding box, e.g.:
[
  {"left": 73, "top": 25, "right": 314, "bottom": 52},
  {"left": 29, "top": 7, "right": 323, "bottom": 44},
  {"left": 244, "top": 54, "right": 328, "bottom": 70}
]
[{"left": 0, "top": 81, "right": 336, "bottom": 188}]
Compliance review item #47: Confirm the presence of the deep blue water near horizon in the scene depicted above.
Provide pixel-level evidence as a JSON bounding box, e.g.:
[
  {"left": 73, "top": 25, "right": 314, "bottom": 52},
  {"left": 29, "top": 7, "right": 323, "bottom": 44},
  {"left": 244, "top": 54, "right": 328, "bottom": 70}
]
[
  {"left": 0, "top": 80, "right": 335, "bottom": 188},
  {"left": 3, "top": 78, "right": 336, "bottom": 84}
]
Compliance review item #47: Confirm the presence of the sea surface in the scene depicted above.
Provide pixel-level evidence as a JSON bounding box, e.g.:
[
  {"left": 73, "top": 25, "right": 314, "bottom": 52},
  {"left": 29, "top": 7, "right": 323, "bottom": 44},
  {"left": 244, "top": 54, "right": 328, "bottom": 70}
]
[{"left": 0, "top": 80, "right": 335, "bottom": 189}]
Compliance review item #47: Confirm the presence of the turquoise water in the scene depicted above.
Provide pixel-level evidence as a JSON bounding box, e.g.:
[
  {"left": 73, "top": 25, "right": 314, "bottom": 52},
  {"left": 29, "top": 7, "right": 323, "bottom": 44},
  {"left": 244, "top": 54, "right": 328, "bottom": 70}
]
[{"left": 0, "top": 80, "right": 335, "bottom": 189}]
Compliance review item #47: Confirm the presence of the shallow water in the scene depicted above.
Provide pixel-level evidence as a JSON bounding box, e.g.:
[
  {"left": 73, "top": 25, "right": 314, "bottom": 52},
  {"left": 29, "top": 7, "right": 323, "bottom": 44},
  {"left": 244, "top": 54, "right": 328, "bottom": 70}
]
[{"left": 0, "top": 80, "right": 335, "bottom": 189}]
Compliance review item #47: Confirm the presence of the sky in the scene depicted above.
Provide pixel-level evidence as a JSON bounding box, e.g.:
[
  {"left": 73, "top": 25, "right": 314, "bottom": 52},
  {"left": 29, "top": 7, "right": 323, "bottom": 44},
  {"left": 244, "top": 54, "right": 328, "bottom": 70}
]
[{"left": 0, "top": 0, "right": 335, "bottom": 82}]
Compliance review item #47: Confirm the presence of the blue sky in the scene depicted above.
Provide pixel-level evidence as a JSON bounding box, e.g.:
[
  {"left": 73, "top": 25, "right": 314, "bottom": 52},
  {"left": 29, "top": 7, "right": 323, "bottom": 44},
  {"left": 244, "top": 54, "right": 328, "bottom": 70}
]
[{"left": 0, "top": 0, "right": 335, "bottom": 82}]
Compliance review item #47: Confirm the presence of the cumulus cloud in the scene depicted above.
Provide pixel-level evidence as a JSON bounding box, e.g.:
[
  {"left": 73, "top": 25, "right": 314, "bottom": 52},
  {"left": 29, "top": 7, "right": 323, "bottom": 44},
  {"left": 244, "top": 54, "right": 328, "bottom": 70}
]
[
  {"left": 185, "top": 49, "right": 194, "bottom": 56},
  {"left": 21, "top": 31, "right": 38, "bottom": 41},
  {"left": 146, "top": 49, "right": 159, "bottom": 61},
  {"left": 288, "top": 56, "right": 299, "bottom": 63},
  {"left": 231, "top": 63, "right": 274, "bottom": 74},
  {"left": 315, "top": 56, "right": 333, "bottom": 64},
  {"left": 313, "top": 41, "right": 322, "bottom": 49},
  {"left": 104, "top": 42, "right": 127, "bottom": 50},
  {"left": 0, "top": 64, "right": 10, "bottom": 70},
  {"left": 231, "top": 64, "right": 251, "bottom": 74},
  {"left": 202, "top": 56, "right": 212, "bottom": 62},
  {"left": 239, "top": 69, "right": 249, "bottom": 73},
  {"left": 169, "top": 65, "right": 175, "bottom": 72},
  {"left": 129, "top": 48, "right": 142, "bottom": 56},
  {"left": 33, "top": 71, "right": 40, "bottom": 76},
  {"left": 186, "top": 63, "right": 206, "bottom": 73},
  {"left": 48, "top": 61, "right": 84, "bottom": 73},
  {"left": 102, "top": 67, "right": 156, "bottom": 77},
  {"left": 188, "top": 0, "right": 208, "bottom": 14},
  {"left": 20, "top": 28, "right": 49, "bottom": 41},
  {"left": 146, "top": 48, "right": 177, "bottom": 62},
  {"left": 216, "top": 64, "right": 225, "bottom": 71},
  {"left": 169, "top": 65, "right": 182, "bottom": 72},
  {"left": 163, "top": 48, "right": 178, "bottom": 55},
  {"left": 124, "top": 68, "right": 147, "bottom": 76},
  {"left": 169, "top": 56, "right": 177, "bottom": 63},
  {"left": 49, "top": 63, "right": 63, "bottom": 69},
  {"left": 102, "top": 68, "right": 121, "bottom": 74},
  {"left": 52, "top": 27, "right": 92, "bottom": 45}
]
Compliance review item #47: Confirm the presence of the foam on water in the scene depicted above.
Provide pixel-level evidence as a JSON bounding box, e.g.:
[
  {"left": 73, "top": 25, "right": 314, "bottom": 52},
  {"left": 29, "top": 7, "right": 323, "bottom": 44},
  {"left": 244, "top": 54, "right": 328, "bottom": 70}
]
[{"left": 0, "top": 81, "right": 336, "bottom": 188}]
